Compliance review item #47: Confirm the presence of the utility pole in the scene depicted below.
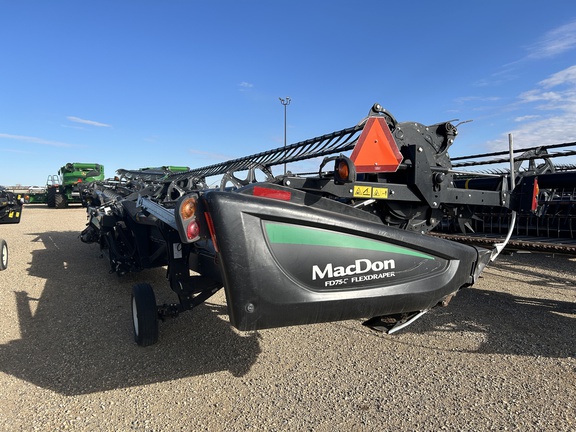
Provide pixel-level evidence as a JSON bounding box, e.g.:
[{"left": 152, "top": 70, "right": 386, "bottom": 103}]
[{"left": 279, "top": 97, "right": 291, "bottom": 175}]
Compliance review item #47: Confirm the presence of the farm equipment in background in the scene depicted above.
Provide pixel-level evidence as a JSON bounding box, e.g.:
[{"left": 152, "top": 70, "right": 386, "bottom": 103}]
[
  {"left": 80, "top": 103, "right": 541, "bottom": 346},
  {"left": 433, "top": 141, "right": 576, "bottom": 253},
  {"left": 0, "top": 186, "right": 24, "bottom": 270},
  {"left": 24, "top": 186, "right": 47, "bottom": 204},
  {"left": 46, "top": 162, "right": 104, "bottom": 208}
]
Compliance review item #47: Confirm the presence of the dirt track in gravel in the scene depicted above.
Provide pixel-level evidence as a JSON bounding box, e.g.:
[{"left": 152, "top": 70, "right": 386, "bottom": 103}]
[{"left": 0, "top": 206, "right": 574, "bottom": 431}]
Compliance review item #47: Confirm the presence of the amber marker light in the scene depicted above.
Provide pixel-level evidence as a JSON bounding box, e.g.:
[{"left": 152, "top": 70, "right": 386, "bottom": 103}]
[
  {"left": 180, "top": 197, "right": 196, "bottom": 220},
  {"left": 333, "top": 156, "right": 356, "bottom": 184},
  {"left": 337, "top": 160, "right": 349, "bottom": 179}
]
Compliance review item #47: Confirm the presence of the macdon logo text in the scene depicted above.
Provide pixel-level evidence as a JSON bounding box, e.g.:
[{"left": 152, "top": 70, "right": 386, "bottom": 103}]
[{"left": 312, "top": 258, "right": 396, "bottom": 280}]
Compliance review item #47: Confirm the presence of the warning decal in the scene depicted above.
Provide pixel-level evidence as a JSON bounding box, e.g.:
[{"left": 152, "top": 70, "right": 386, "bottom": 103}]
[{"left": 353, "top": 185, "right": 389, "bottom": 199}]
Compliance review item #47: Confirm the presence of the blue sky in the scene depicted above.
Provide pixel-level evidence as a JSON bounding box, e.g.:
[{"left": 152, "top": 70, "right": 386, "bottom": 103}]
[{"left": 1, "top": 1, "right": 576, "bottom": 186}]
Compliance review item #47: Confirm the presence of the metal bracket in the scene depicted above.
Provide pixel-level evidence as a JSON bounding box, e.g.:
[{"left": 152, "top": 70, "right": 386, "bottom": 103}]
[{"left": 136, "top": 196, "right": 177, "bottom": 229}]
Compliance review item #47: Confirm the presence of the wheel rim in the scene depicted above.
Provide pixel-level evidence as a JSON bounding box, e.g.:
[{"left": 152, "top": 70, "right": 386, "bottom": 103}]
[
  {"left": 132, "top": 297, "right": 139, "bottom": 336},
  {"left": 1, "top": 244, "right": 7, "bottom": 267}
]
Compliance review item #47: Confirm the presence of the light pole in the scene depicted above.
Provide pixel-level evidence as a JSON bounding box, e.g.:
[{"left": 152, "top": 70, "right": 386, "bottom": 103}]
[{"left": 279, "top": 97, "right": 291, "bottom": 175}]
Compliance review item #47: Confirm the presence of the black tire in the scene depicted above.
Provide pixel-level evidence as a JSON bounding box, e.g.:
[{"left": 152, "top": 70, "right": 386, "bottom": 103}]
[
  {"left": 131, "top": 283, "right": 159, "bottom": 346},
  {"left": 46, "top": 188, "right": 56, "bottom": 208},
  {"left": 54, "top": 192, "right": 68, "bottom": 209},
  {"left": 0, "top": 239, "right": 7, "bottom": 271}
]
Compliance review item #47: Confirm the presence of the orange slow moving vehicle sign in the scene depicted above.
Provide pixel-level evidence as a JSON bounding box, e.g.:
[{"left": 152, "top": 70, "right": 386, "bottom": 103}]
[{"left": 350, "top": 116, "right": 403, "bottom": 173}]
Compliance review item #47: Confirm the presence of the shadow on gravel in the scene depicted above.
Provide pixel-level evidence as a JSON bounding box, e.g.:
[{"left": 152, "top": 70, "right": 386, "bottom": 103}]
[
  {"left": 406, "top": 254, "right": 576, "bottom": 358},
  {"left": 0, "top": 231, "right": 261, "bottom": 396}
]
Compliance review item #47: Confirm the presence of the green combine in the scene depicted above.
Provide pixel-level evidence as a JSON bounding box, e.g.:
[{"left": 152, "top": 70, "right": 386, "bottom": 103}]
[{"left": 46, "top": 163, "right": 104, "bottom": 208}]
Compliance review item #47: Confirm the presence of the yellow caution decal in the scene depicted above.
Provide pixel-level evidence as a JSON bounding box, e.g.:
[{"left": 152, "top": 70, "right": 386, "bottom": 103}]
[{"left": 353, "top": 185, "right": 389, "bottom": 199}]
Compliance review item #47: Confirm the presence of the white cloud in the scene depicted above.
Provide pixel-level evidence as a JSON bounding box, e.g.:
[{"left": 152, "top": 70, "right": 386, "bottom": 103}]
[
  {"left": 519, "top": 65, "right": 576, "bottom": 112},
  {"left": 514, "top": 115, "right": 539, "bottom": 122},
  {"left": 0, "top": 133, "right": 74, "bottom": 147},
  {"left": 486, "top": 64, "right": 576, "bottom": 151},
  {"left": 454, "top": 96, "right": 501, "bottom": 104},
  {"left": 476, "top": 21, "right": 576, "bottom": 88},
  {"left": 539, "top": 64, "right": 576, "bottom": 88},
  {"left": 518, "top": 90, "right": 563, "bottom": 104},
  {"left": 144, "top": 135, "right": 160, "bottom": 143},
  {"left": 487, "top": 116, "right": 576, "bottom": 152},
  {"left": 238, "top": 81, "right": 253, "bottom": 92},
  {"left": 67, "top": 116, "right": 112, "bottom": 127},
  {"left": 525, "top": 20, "right": 576, "bottom": 59}
]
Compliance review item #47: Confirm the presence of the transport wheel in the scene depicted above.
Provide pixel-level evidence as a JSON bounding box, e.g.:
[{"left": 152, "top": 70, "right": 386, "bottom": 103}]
[
  {"left": 0, "top": 239, "right": 7, "bottom": 270},
  {"left": 131, "top": 283, "right": 159, "bottom": 346},
  {"left": 54, "top": 193, "right": 68, "bottom": 208}
]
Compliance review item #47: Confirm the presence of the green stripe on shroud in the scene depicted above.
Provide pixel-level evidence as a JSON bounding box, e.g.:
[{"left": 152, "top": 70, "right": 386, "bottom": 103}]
[{"left": 265, "top": 222, "right": 434, "bottom": 260}]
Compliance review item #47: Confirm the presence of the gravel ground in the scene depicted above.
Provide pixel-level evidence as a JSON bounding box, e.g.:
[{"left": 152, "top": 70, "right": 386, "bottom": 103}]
[{"left": 0, "top": 205, "right": 574, "bottom": 431}]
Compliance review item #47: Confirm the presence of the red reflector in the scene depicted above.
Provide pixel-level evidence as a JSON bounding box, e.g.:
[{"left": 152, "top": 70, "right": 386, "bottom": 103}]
[
  {"left": 253, "top": 186, "right": 291, "bottom": 201},
  {"left": 350, "top": 116, "right": 403, "bottom": 173},
  {"left": 204, "top": 212, "right": 219, "bottom": 253},
  {"left": 186, "top": 220, "right": 200, "bottom": 240},
  {"left": 532, "top": 178, "right": 540, "bottom": 211}
]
